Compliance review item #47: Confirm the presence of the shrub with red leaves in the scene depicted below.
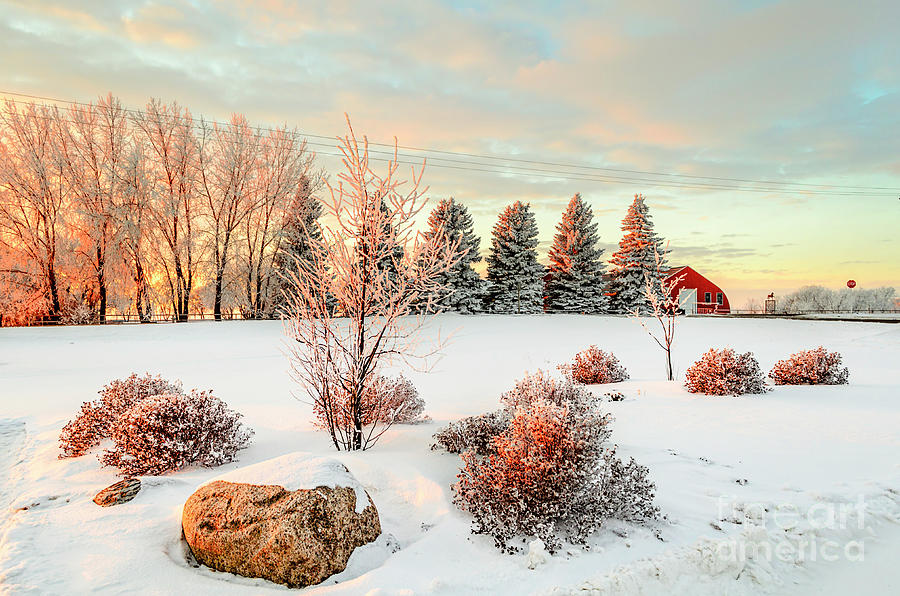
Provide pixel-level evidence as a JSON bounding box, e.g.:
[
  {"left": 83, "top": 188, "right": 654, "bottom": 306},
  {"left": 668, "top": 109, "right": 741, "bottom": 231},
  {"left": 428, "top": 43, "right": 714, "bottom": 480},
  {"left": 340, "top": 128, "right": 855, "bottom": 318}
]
[
  {"left": 101, "top": 390, "right": 253, "bottom": 476},
  {"left": 558, "top": 345, "right": 629, "bottom": 385},
  {"left": 684, "top": 348, "right": 770, "bottom": 396},
  {"left": 59, "top": 373, "right": 181, "bottom": 458},
  {"left": 446, "top": 370, "right": 657, "bottom": 553},
  {"left": 453, "top": 397, "right": 657, "bottom": 553},
  {"left": 769, "top": 346, "right": 849, "bottom": 385}
]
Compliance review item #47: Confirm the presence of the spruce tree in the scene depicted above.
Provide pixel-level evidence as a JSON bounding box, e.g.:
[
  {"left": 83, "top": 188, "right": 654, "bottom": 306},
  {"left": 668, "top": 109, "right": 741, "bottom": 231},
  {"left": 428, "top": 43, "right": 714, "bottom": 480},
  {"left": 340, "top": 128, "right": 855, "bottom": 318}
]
[
  {"left": 272, "top": 181, "right": 324, "bottom": 316},
  {"left": 545, "top": 193, "right": 608, "bottom": 313},
  {"left": 607, "top": 194, "right": 667, "bottom": 313},
  {"left": 484, "top": 201, "right": 544, "bottom": 314},
  {"left": 423, "top": 197, "right": 484, "bottom": 313}
]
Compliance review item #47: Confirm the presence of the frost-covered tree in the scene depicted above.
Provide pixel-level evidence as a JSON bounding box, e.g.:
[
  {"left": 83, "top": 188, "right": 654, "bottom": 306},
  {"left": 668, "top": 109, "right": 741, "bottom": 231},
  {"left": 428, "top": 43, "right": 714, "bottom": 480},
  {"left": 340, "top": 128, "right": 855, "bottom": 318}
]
[
  {"left": 545, "top": 193, "right": 607, "bottom": 313},
  {"left": 0, "top": 100, "right": 73, "bottom": 320},
  {"left": 282, "top": 117, "right": 462, "bottom": 451},
  {"left": 608, "top": 194, "right": 667, "bottom": 313},
  {"left": 484, "top": 201, "right": 543, "bottom": 314},
  {"left": 422, "top": 197, "right": 484, "bottom": 313}
]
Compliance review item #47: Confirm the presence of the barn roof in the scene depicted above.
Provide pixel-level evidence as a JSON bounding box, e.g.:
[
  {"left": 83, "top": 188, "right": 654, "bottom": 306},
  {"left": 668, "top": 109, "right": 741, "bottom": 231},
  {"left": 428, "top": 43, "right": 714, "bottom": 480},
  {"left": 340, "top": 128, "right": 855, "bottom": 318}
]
[{"left": 662, "top": 265, "right": 689, "bottom": 278}]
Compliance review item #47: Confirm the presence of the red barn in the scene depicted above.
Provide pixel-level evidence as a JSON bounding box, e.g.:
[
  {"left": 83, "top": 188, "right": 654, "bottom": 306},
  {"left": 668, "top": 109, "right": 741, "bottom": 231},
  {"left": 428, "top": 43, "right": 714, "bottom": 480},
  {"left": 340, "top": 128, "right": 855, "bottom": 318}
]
[{"left": 663, "top": 266, "right": 730, "bottom": 314}]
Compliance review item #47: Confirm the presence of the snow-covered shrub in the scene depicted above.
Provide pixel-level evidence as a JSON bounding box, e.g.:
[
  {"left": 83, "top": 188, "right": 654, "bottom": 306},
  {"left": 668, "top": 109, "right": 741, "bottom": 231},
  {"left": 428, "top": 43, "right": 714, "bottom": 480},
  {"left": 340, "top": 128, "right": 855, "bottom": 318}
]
[
  {"left": 769, "top": 347, "right": 849, "bottom": 385},
  {"left": 433, "top": 371, "right": 603, "bottom": 456},
  {"left": 373, "top": 375, "right": 429, "bottom": 424},
  {"left": 59, "top": 373, "right": 181, "bottom": 458},
  {"left": 312, "top": 374, "right": 429, "bottom": 430},
  {"left": 101, "top": 390, "right": 253, "bottom": 476},
  {"left": 684, "top": 348, "right": 770, "bottom": 396},
  {"left": 500, "top": 369, "right": 599, "bottom": 414},
  {"left": 431, "top": 410, "right": 511, "bottom": 455},
  {"left": 605, "top": 391, "right": 626, "bottom": 402},
  {"left": 558, "top": 346, "right": 629, "bottom": 385},
  {"left": 453, "top": 398, "right": 657, "bottom": 553}
]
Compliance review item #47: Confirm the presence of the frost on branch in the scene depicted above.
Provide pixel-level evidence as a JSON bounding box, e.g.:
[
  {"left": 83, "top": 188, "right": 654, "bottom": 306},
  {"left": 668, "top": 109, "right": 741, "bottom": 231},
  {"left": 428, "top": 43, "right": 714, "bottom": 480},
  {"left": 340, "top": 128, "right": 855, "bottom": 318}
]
[
  {"left": 769, "top": 346, "right": 849, "bottom": 385},
  {"left": 59, "top": 373, "right": 181, "bottom": 458},
  {"left": 684, "top": 348, "right": 770, "bottom": 396},
  {"left": 101, "top": 390, "right": 253, "bottom": 476},
  {"left": 437, "top": 370, "right": 657, "bottom": 553},
  {"left": 558, "top": 345, "right": 629, "bottom": 385}
]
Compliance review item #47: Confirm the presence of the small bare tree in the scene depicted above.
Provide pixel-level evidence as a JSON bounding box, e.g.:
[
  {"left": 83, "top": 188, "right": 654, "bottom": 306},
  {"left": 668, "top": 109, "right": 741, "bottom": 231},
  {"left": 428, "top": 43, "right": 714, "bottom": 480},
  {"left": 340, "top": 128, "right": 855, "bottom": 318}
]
[
  {"left": 283, "top": 116, "right": 461, "bottom": 451},
  {"left": 629, "top": 244, "right": 685, "bottom": 381}
]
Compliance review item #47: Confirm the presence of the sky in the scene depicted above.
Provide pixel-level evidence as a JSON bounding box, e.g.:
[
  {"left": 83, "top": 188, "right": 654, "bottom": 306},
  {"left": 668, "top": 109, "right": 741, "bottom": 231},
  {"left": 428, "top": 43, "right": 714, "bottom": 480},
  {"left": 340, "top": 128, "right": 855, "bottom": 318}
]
[{"left": 1, "top": 0, "right": 898, "bottom": 307}]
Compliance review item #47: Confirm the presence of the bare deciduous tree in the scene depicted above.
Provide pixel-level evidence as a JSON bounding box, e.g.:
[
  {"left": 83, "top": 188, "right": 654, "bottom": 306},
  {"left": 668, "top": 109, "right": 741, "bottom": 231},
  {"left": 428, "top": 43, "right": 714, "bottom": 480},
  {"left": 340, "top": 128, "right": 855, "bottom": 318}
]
[
  {"left": 0, "top": 100, "right": 72, "bottom": 320},
  {"left": 283, "top": 117, "right": 461, "bottom": 451},
  {"left": 629, "top": 244, "right": 685, "bottom": 381},
  {"left": 198, "top": 115, "right": 261, "bottom": 320},
  {"left": 239, "top": 126, "right": 315, "bottom": 318},
  {"left": 132, "top": 99, "right": 202, "bottom": 321},
  {"left": 62, "top": 94, "right": 131, "bottom": 322}
]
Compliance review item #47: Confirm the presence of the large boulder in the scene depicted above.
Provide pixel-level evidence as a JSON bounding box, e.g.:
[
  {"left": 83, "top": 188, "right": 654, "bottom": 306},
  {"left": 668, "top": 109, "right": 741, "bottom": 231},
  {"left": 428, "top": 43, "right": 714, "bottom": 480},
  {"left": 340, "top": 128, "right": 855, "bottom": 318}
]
[{"left": 182, "top": 453, "right": 381, "bottom": 588}]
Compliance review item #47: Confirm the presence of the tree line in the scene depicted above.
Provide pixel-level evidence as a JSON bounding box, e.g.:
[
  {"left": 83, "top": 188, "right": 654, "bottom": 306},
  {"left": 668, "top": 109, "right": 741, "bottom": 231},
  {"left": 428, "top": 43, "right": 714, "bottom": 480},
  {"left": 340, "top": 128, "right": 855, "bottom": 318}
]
[
  {"left": 0, "top": 95, "right": 318, "bottom": 325},
  {"left": 0, "top": 95, "right": 668, "bottom": 326},
  {"left": 424, "top": 192, "right": 668, "bottom": 315}
]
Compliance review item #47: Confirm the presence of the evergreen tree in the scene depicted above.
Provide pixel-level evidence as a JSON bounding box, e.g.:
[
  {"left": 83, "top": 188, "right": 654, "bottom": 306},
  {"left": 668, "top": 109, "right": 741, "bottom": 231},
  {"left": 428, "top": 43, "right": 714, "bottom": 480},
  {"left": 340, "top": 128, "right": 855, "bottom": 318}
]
[
  {"left": 423, "top": 197, "right": 484, "bottom": 313},
  {"left": 545, "top": 193, "right": 608, "bottom": 313},
  {"left": 607, "top": 194, "right": 667, "bottom": 313},
  {"left": 272, "top": 180, "right": 324, "bottom": 315},
  {"left": 484, "top": 201, "right": 544, "bottom": 314},
  {"left": 356, "top": 194, "right": 405, "bottom": 285}
]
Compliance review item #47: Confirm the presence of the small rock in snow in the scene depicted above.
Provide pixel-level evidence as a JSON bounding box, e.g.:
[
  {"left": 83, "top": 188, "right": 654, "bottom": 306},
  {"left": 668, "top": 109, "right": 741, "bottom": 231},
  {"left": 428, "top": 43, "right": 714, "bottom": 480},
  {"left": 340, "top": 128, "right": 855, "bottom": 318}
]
[{"left": 94, "top": 478, "right": 141, "bottom": 507}]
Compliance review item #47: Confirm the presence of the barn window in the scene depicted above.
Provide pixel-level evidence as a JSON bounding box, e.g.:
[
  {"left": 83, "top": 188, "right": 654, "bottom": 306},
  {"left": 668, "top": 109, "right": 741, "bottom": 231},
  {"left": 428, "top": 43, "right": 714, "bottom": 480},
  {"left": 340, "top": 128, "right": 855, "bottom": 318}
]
[
  {"left": 716, "top": 292, "right": 723, "bottom": 305},
  {"left": 704, "top": 292, "right": 711, "bottom": 302}
]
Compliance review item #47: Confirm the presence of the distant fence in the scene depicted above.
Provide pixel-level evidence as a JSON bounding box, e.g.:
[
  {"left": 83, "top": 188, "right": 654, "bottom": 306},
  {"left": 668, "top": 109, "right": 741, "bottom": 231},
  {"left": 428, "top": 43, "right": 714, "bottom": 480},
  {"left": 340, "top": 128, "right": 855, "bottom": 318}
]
[
  {"left": 726, "top": 309, "right": 900, "bottom": 316},
  {"left": 6, "top": 308, "right": 900, "bottom": 328},
  {"left": 18, "top": 312, "right": 275, "bottom": 326}
]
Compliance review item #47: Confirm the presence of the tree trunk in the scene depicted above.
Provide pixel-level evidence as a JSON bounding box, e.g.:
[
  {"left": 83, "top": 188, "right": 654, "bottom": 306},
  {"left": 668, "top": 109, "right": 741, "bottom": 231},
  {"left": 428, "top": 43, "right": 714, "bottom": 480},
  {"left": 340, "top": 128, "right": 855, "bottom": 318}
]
[
  {"left": 214, "top": 269, "right": 224, "bottom": 321},
  {"left": 97, "top": 246, "right": 107, "bottom": 323},
  {"left": 47, "top": 263, "right": 61, "bottom": 321}
]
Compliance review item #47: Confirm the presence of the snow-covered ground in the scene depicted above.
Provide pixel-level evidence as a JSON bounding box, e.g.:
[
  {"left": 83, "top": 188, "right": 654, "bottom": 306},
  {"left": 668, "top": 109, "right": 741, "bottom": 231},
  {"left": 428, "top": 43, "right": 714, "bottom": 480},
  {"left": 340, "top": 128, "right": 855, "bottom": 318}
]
[{"left": 1, "top": 315, "right": 898, "bottom": 595}]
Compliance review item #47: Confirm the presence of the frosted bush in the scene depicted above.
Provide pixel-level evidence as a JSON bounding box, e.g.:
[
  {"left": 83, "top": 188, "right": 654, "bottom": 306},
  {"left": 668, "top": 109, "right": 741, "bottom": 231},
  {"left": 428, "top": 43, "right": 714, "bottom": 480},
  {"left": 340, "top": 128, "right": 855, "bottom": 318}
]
[
  {"left": 59, "top": 373, "right": 181, "bottom": 458},
  {"left": 684, "top": 348, "right": 770, "bottom": 396},
  {"left": 433, "top": 371, "right": 603, "bottom": 455},
  {"left": 101, "top": 390, "right": 253, "bottom": 476},
  {"left": 558, "top": 346, "right": 629, "bottom": 385},
  {"left": 440, "top": 370, "right": 657, "bottom": 553},
  {"left": 452, "top": 398, "right": 657, "bottom": 553},
  {"left": 313, "top": 374, "right": 429, "bottom": 431},
  {"left": 500, "top": 369, "right": 600, "bottom": 415},
  {"left": 432, "top": 410, "right": 511, "bottom": 455},
  {"left": 769, "top": 346, "right": 849, "bottom": 385},
  {"left": 375, "top": 375, "right": 429, "bottom": 424}
]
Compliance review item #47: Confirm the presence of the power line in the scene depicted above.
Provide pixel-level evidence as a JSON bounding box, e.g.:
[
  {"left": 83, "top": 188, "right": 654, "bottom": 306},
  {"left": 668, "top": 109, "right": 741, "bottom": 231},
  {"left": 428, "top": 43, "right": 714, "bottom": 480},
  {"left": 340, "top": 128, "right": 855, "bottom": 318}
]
[{"left": 1, "top": 89, "right": 898, "bottom": 197}]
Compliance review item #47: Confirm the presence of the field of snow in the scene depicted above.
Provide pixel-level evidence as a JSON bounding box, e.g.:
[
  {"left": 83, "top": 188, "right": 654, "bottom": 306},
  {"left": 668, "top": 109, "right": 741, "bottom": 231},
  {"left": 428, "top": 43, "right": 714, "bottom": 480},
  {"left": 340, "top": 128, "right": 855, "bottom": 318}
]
[{"left": 1, "top": 315, "right": 898, "bottom": 595}]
